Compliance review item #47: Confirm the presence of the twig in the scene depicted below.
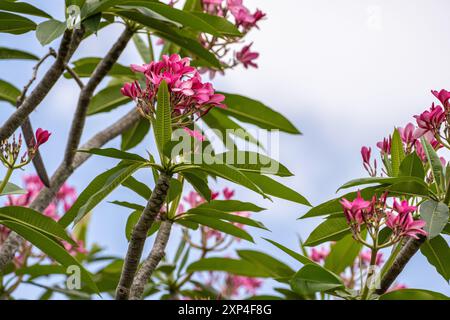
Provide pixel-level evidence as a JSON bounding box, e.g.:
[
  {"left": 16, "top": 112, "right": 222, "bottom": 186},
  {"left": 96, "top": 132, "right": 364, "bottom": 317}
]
[
  {"left": 115, "top": 172, "right": 172, "bottom": 300},
  {"left": 129, "top": 219, "right": 173, "bottom": 300},
  {"left": 63, "top": 64, "right": 84, "bottom": 89},
  {"left": 0, "top": 29, "right": 85, "bottom": 141}
]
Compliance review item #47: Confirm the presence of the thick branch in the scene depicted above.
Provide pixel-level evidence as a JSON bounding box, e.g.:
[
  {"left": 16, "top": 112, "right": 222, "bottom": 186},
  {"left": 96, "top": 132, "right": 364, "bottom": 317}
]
[
  {"left": 0, "top": 29, "right": 84, "bottom": 141},
  {"left": 130, "top": 220, "right": 173, "bottom": 300},
  {"left": 0, "top": 110, "right": 140, "bottom": 271},
  {"left": 115, "top": 172, "right": 172, "bottom": 300},
  {"left": 64, "top": 26, "right": 134, "bottom": 165},
  {"left": 376, "top": 236, "right": 426, "bottom": 295}
]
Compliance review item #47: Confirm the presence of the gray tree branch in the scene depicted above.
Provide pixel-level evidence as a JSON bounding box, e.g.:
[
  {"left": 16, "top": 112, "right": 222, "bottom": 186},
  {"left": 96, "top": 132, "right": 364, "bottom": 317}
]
[
  {"left": 130, "top": 220, "right": 173, "bottom": 300},
  {"left": 115, "top": 172, "right": 172, "bottom": 300}
]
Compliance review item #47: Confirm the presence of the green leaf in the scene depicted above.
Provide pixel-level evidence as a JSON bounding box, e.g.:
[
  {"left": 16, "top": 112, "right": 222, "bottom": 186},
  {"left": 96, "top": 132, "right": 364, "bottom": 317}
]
[
  {"left": 214, "top": 151, "right": 293, "bottom": 177},
  {"left": 83, "top": 12, "right": 101, "bottom": 33},
  {"left": 387, "top": 181, "right": 429, "bottom": 198},
  {"left": 191, "top": 11, "right": 241, "bottom": 36},
  {"left": 87, "top": 85, "right": 130, "bottom": 115},
  {"left": 263, "top": 238, "right": 316, "bottom": 268},
  {"left": 380, "top": 289, "right": 449, "bottom": 300},
  {"left": 243, "top": 172, "right": 311, "bottom": 206},
  {"left": 36, "top": 20, "right": 67, "bottom": 46},
  {"left": 121, "top": 118, "right": 150, "bottom": 151},
  {"left": 324, "top": 233, "right": 363, "bottom": 274},
  {"left": 167, "top": 178, "right": 183, "bottom": 203},
  {"left": 116, "top": 10, "right": 222, "bottom": 68},
  {"left": 217, "top": 93, "right": 300, "bottom": 134},
  {"left": 121, "top": 176, "right": 151, "bottom": 200},
  {"left": 125, "top": 210, "right": 160, "bottom": 241},
  {"left": 338, "top": 176, "right": 427, "bottom": 192},
  {"left": 110, "top": 200, "right": 145, "bottom": 211},
  {"left": 181, "top": 214, "right": 254, "bottom": 242},
  {"left": 182, "top": 171, "right": 211, "bottom": 201},
  {"left": 132, "top": 33, "right": 152, "bottom": 62},
  {"left": 65, "top": 58, "right": 137, "bottom": 79},
  {"left": 0, "top": 1, "right": 52, "bottom": 18},
  {"left": 183, "top": 208, "right": 268, "bottom": 230},
  {"left": 420, "top": 235, "right": 450, "bottom": 282},
  {"left": 303, "top": 216, "right": 350, "bottom": 247},
  {"left": 0, "top": 79, "right": 20, "bottom": 106},
  {"left": 0, "top": 220, "right": 98, "bottom": 293},
  {"left": 0, "top": 12, "right": 36, "bottom": 35},
  {"left": 399, "top": 153, "right": 425, "bottom": 179},
  {"left": 290, "top": 264, "right": 344, "bottom": 296},
  {"left": 77, "top": 147, "right": 147, "bottom": 162},
  {"left": 0, "top": 181, "right": 26, "bottom": 196},
  {"left": 0, "top": 47, "right": 38, "bottom": 60},
  {"left": 237, "top": 250, "right": 295, "bottom": 278},
  {"left": 196, "top": 200, "right": 265, "bottom": 213},
  {"left": 200, "top": 163, "right": 267, "bottom": 199},
  {"left": 419, "top": 200, "right": 449, "bottom": 239},
  {"left": 421, "top": 136, "right": 444, "bottom": 190},
  {"left": 154, "top": 80, "right": 172, "bottom": 156},
  {"left": 15, "top": 265, "right": 66, "bottom": 279},
  {"left": 59, "top": 163, "right": 145, "bottom": 227},
  {"left": 390, "top": 128, "right": 405, "bottom": 176},
  {"left": 0, "top": 206, "right": 75, "bottom": 244},
  {"left": 186, "top": 258, "right": 271, "bottom": 277}
]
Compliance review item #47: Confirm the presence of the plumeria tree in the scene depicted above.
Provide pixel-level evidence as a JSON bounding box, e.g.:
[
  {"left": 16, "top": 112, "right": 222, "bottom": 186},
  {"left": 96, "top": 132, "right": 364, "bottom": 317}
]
[{"left": 0, "top": 0, "right": 448, "bottom": 301}]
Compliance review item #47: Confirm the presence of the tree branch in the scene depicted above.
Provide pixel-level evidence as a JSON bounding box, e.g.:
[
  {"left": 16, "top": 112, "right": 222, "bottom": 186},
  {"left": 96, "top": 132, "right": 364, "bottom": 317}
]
[
  {"left": 0, "top": 109, "right": 140, "bottom": 271},
  {"left": 375, "top": 235, "right": 426, "bottom": 295},
  {"left": 115, "top": 172, "right": 172, "bottom": 300},
  {"left": 64, "top": 26, "right": 134, "bottom": 165},
  {"left": 130, "top": 219, "right": 173, "bottom": 300},
  {"left": 0, "top": 29, "right": 84, "bottom": 141}
]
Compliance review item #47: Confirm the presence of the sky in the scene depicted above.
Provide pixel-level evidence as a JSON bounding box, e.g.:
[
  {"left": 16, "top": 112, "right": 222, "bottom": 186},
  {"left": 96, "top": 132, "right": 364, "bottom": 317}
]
[{"left": 0, "top": 0, "right": 449, "bottom": 298}]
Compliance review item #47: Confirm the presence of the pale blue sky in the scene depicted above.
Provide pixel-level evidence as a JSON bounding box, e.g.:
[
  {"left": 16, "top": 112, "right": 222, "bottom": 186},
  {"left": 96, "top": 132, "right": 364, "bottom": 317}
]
[{"left": 1, "top": 0, "right": 449, "bottom": 298}]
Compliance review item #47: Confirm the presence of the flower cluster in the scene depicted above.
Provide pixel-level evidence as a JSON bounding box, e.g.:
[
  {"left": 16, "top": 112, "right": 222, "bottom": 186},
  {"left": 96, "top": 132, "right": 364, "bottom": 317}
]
[
  {"left": 340, "top": 192, "right": 427, "bottom": 243},
  {"left": 199, "top": 0, "right": 265, "bottom": 76},
  {"left": 2, "top": 175, "right": 85, "bottom": 266},
  {"left": 204, "top": 272, "right": 262, "bottom": 298},
  {"left": 0, "top": 128, "right": 50, "bottom": 170},
  {"left": 121, "top": 54, "right": 225, "bottom": 130}
]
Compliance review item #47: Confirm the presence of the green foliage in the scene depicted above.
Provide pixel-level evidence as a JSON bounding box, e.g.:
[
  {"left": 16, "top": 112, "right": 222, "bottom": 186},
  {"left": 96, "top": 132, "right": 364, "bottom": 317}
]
[
  {"left": 36, "top": 20, "right": 67, "bottom": 46},
  {"left": 419, "top": 200, "right": 449, "bottom": 239}
]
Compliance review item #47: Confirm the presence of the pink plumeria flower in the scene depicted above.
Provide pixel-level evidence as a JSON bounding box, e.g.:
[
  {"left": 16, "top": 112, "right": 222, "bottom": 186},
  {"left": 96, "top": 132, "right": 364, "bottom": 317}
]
[
  {"left": 34, "top": 128, "right": 51, "bottom": 149},
  {"left": 413, "top": 103, "right": 446, "bottom": 134},
  {"left": 309, "top": 247, "right": 330, "bottom": 263},
  {"left": 340, "top": 191, "right": 372, "bottom": 225},
  {"left": 236, "top": 43, "right": 259, "bottom": 69},
  {"left": 431, "top": 89, "right": 450, "bottom": 110}
]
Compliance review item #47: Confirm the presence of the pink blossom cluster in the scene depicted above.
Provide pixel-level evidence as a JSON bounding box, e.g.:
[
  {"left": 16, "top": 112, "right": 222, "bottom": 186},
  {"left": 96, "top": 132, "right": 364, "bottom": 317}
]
[
  {"left": 121, "top": 54, "right": 225, "bottom": 124},
  {"left": 340, "top": 191, "right": 427, "bottom": 241},
  {"left": 2, "top": 175, "right": 86, "bottom": 262},
  {"left": 203, "top": 270, "right": 263, "bottom": 298}
]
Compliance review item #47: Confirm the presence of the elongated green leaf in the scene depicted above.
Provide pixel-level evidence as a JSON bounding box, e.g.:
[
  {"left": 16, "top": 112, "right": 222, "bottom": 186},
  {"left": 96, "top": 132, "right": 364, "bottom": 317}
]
[
  {"left": 390, "top": 128, "right": 405, "bottom": 176},
  {"left": 0, "top": 11, "right": 36, "bottom": 34},
  {"left": 87, "top": 85, "right": 130, "bottom": 115},
  {"left": 420, "top": 235, "right": 450, "bottom": 282},
  {"left": 324, "top": 234, "right": 363, "bottom": 274},
  {"left": 0, "top": 47, "right": 38, "bottom": 60},
  {"left": 187, "top": 258, "right": 271, "bottom": 277},
  {"left": 0, "top": 220, "right": 98, "bottom": 293},
  {"left": 59, "top": 163, "right": 145, "bottom": 227},
  {"left": 0, "top": 181, "right": 26, "bottom": 196},
  {"left": 303, "top": 216, "right": 350, "bottom": 247},
  {"left": 387, "top": 181, "right": 429, "bottom": 198},
  {"left": 196, "top": 200, "right": 265, "bottom": 213},
  {"left": 121, "top": 118, "right": 150, "bottom": 151},
  {"left": 182, "top": 214, "right": 254, "bottom": 242},
  {"left": 154, "top": 80, "right": 172, "bottom": 156},
  {"left": 214, "top": 151, "right": 293, "bottom": 177},
  {"left": 116, "top": 10, "right": 222, "bottom": 68},
  {"left": 238, "top": 250, "right": 295, "bottom": 278},
  {"left": 217, "top": 93, "right": 300, "bottom": 134},
  {"left": 200, "top": 163, "right": 267, "bottom": 199},
  {"left": 183, "top": 208, "right": 268, "bottom": 230},
  {"left": 263, "top": 238, "right": 316, "bottom": 265},
  {"left": 110, "top": 200, "right": 145, "bottom": 211},
  {"left": 65, "top": 58, "right": 137, "bottom": 79},
  {"left": 419, "top": 200, "right": 449, "bottom": 239},
  {"left": 399, "top": 153, "right": 425, "bottom": 179},
  {"left": 0, "top": 79, "right": 20, "bottom": 106},
  {"left": 0, "top": 1, "right": 52, "bottom": 18},
  {"left": 338, "top": 176, "right": 427, "bottom": 192},
  {"left": 0, "top": 206, "right": 74, "bottom": 244},
  {"left": 77, "top": 147, "right": 147, "bottom": 162},
  {"left": 380, "top": 289, "right": 449, "bottom": 300},
  {"left": 167, "top": 178, "right": 183, "bottom": 203},
  {"left": 243, "top": 172, "right": 311, "bottom": 206},
  {"left": 133, "top": 33, "right": 152, "bottom": 62},
  {"left": 422, "top": 137, "right": 444, "bottom": 190},
  {"left": 182, "top": 171, "right": 211, "bottom": 202},
  {"left": 122, "top": 176, "right": 151, "bottom": 200},
  {"left": 191, "top": 11, "right": 241, "bottom": 36},
  {"left": 15, "top": 264, "right": 66, "bottom": 279},
  {"left": 36, "top": 20, "right": 67, "bottom": 46},
  {"left": 290, "top": 264, "right": 343, "bottom": 296}
]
